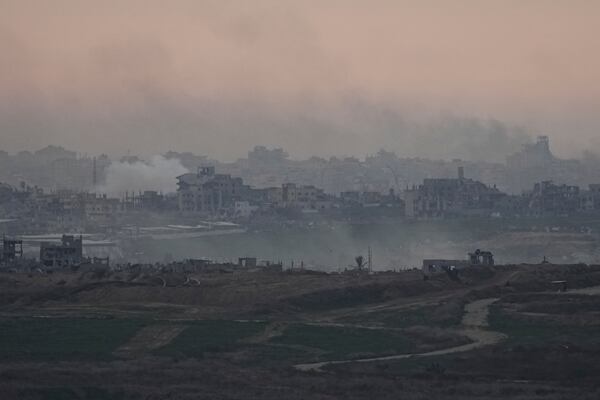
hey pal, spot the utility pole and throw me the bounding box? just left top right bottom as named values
left=368, top=246, right=372, bottom=272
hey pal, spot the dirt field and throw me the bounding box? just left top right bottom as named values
left=1, top=263, right=600, bottom=399
left=295, top=297, right=506, bottom=371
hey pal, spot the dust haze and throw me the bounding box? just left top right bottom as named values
left=1, top=1, right=600, bottom=159
left=3, top=3, right=600, bottom=398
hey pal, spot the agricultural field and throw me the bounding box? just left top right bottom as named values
left=0, top=317, right=145, bottom=361
left=1, top=263, right=600, bottom=399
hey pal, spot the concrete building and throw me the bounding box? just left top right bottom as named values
left=581, top=184, right=600, bottom=212
left=177, top=166, right=246, bottom=214
left=506, top=136, right=586, bottom=193
left=281, top=183, right=330, bottom=210
left=468, top=249, right=494, bottom=266
left=84, top=194, right=120, bottom=223
left=404, top=167, right=504, bottom=218
left=40, top=235, right=83, bottom=268
left=526, top=181, right=581, bottom=216
left=250, top=183, right=331, bottom=211
left=507, top=136, right=554, bottom=171
left=234, top=201, right=259, bottom=218
left=1, top=237, right=23, bottom=265
left=422, top=249, right=494, bottom=277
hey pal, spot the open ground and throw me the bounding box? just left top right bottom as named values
left=1, top=263, right=600, bottom=399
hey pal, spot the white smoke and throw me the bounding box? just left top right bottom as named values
left=98, top=155, right=188, bottom=196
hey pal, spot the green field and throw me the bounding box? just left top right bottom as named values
left=344, top=305, right=600, bottom=382
left=0, top=317, right=145, bottom=361
left=339, top=301, right=465, bottom=328
left=18, top=387, right=133, bottom=400
left=158, top=320, right=452, bottom=363
left=157, top=320, right=267, bottom=358
left=0, top=317, right=447, bottom=364
left=271, top=324, right=418, bottom=361
left=488, top=304, right=600, bottom=347
left=235, top=344, right=313, bottom=367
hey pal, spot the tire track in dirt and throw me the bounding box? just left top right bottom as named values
left=115, top=324, right=186, bottom=358
left=295, top=297, right=506, bottom=371
left=312, top=269, right=519, bottom=323
left=567, top=285, right=600, bottom=295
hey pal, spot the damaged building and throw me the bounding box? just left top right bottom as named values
left=1, top=236, right=23, bottom=266
left=526, top=181, right=581, bottom=216
left=177, top=166, right=248, bottom=214
left=39, top=235, right=83, bottom=268
left=404, top=167, right=505, bottom=218
left=506, top=136, right=585, bottom=192
left=422, top=249, right=494, bottom=277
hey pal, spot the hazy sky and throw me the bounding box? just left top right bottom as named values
left=1, top=1, right=599, bottom=160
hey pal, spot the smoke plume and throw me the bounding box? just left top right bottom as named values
left=98, top=155, right=187, bottom=196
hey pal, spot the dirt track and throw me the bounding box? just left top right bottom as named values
left=295, top=297, right=506, bottom=371
left=568, top=285, right=600, bottom=295
left=115, top=324, right=186, bottom=357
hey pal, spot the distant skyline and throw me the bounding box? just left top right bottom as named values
left=1, top=1, right=599, bottom=160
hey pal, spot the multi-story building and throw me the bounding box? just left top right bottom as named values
left=526, top=181, right=581, bottom=216
left=177, top=166, right=246, bottom=213
left=404, top=167, right=504, bottom=218
left=506, top=136, right=587, bottom=193
left=234, top=201, right=259, bottom=218
left=84, top=194, right=121, bottom=224
left=581, top=184, right=600, bottom=212
left=281, top=183, right=331, bottom=210
left=39, top=235, right=83, bottom=268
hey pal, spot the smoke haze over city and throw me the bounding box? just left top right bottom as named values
left=1, top=1, right=599, bottom=160
left=4, top=3, right=600, bottom=399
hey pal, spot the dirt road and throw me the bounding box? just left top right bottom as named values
left=115, top=324, right=186, bottom=358
left=295, top=297, right=506, bottom=371
left=312, top=269, right=520, bottom=323
left=568, top=285, right=600, bottom=295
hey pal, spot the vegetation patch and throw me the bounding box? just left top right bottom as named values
left=18, top=387, right=133, bottom=400
left=340, top=301, right=465, bottom=328
left=271, top=324, right=417, bottom=361
left=489, top=304, right=600, bottom=347
left=157, top=320, right=267, bottom=358
left=234, top=344, right=313, bottom=367
left=0, top=317, right=145, bottom=361
left=285, top=285, right=389, bottom=311
left=522, top=297, right=600, bottom=315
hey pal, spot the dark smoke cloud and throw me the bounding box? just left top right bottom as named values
left=1, top=1, right=598, bottom=159
left=0, top=82, right=531, bottom=162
